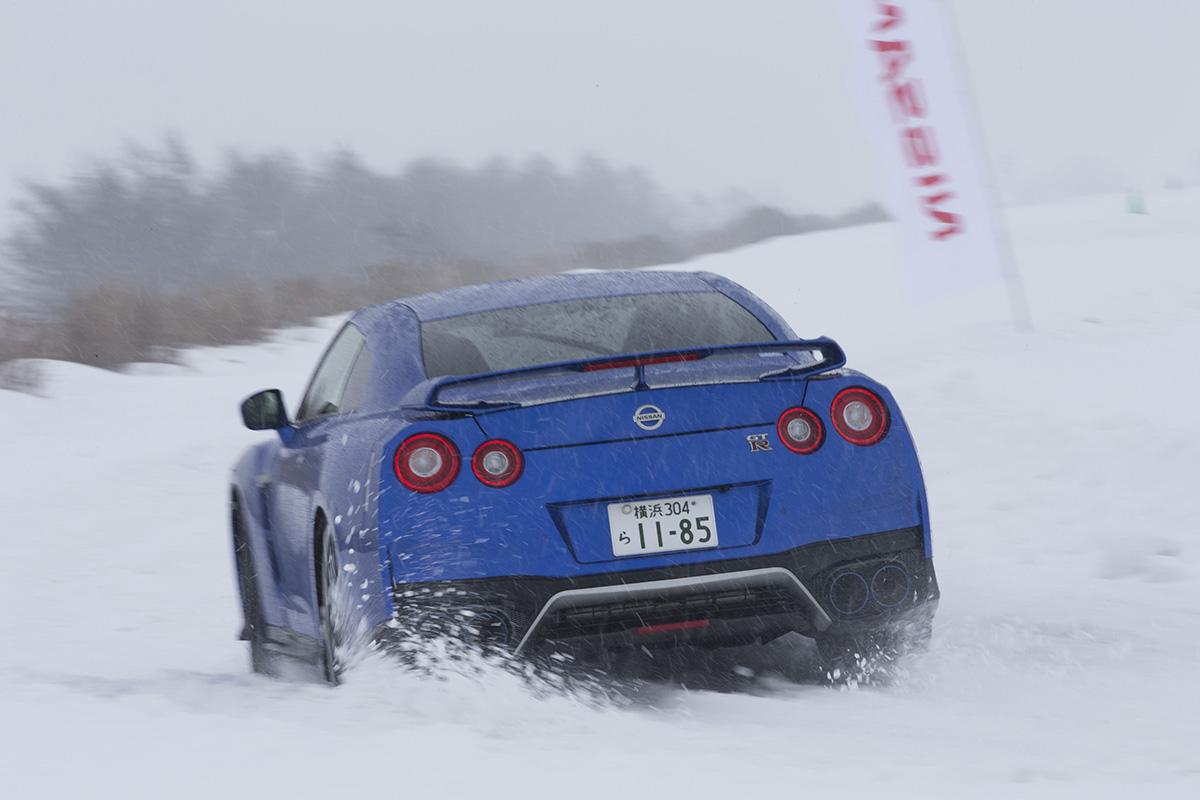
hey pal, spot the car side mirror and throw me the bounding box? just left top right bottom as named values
left=241, top=389, right=289, bottom=431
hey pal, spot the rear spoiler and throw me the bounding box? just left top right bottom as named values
left=407, top=338, right=847, bottom=412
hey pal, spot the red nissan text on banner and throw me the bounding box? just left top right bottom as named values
left=836, top=0, right=1006, bottom=299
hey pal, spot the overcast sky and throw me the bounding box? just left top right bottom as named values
left=2, top=0, right=1199, bottom=229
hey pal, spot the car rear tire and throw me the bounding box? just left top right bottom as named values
left=815, top=618, right=932, bottom=684
left=232, top=496, right=272, bottom=675
left=316, top=517, right=344, bottom=686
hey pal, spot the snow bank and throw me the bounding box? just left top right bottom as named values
left=2, top=191, right=1198, bottom=798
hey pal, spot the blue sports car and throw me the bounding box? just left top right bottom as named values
left=230, top=270, right=939, bottom=683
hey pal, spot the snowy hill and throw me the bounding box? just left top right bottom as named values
left=2, top=190, right=1199, bottom=798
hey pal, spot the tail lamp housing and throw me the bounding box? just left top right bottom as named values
left=831, top=387, right=889, bottom=446
left=777, top=407, right=824, bottom=454
left=394, top=432, right=460, bottom=493
left=472, top=439, right=524, bottom=488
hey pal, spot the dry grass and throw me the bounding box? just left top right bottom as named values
left=0, top=259, right=513, bottom=390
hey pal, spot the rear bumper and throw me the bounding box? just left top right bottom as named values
left=385, top=526, right=938, bottom=653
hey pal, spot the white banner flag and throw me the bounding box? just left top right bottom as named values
left=836, top=0, right=1007, bottom=299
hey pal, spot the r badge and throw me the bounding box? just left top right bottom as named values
left=747, top=433, right=772, bottom=453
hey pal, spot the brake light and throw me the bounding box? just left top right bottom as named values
left=777, top=407, right=824, bottom=454
left=580, top=352, right=702, bottom=371
left=394, top=432, right=460, bottom=493
left=471, top=439, right=524, bottom=488
left=831, top=387, right=889, bottom=446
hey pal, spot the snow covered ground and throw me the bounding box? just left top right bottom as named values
left=2, top=190, right=1198, bottom=798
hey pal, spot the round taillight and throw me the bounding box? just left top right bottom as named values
left=831, top=387, right=889, bottom=446
left=472, top=439, right=524, bottom=488
left=776, top=407, right=824, bottom=454
left=394, top=433, right=460, bottom=493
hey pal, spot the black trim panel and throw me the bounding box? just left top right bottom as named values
left=386, top=526, right=936, bottom=650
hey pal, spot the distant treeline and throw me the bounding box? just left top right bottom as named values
left=0, top=138, right=884, bottom=383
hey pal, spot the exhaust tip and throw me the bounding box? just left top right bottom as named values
left=828, top=570, right=870, bottom=616
left=870, top=563, right=911, bottom=608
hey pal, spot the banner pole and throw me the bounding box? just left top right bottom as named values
left=937, top=0, right=1034, bottom=332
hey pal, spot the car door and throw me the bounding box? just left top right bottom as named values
left=268, top=323, right=367, bottom=630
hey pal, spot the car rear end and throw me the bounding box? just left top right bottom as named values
left=374, top=347, right=937, bottom=656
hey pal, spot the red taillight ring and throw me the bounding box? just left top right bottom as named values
left=776, top=407, right=825, bottom=454
left=394, top=432, right=460, bottom=493
left=472, top=439, right=524, bottom=488
left=831, top=387, right=889, bottom=446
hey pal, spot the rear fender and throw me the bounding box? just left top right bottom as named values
left=378, top=415, right=493, bottom=582
left=803, top=371, right=932, bottom=558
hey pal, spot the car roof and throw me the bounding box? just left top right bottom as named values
left=380, top=270, right=717, bottom=323
left=345, top=269, right=795, bottom=403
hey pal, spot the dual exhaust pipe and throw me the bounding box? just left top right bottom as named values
left=826, top=561, right=912, bottom=617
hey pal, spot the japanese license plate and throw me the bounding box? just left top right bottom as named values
left=607, top=494, right=718, bottom=557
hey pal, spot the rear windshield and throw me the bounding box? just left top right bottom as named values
left=421, top=291, right=774, bottom=378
